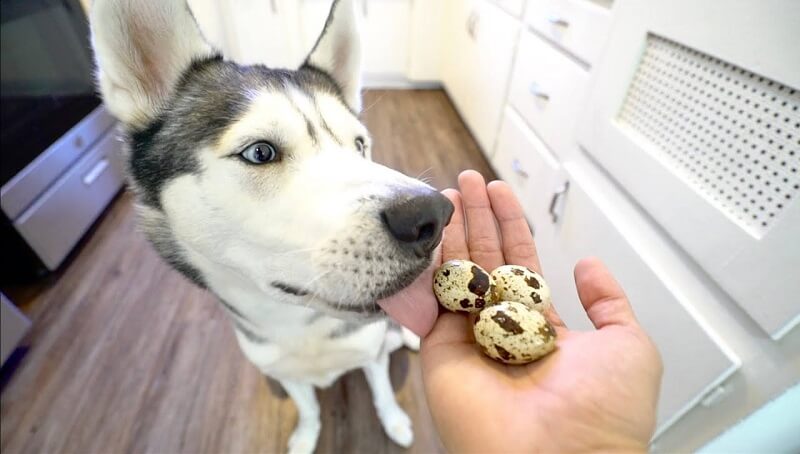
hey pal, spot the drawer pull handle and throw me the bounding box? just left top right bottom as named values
left=529, top=83, right=550, bottom=101
left=466, top=11, right=479, bottom=40
left=548, top=181, right=570, bottom=223
left=82, top=159, right=110, bottom=186
left=512, top=159, right=529, bottom=179
left=546, top=15, right=569, bottom=27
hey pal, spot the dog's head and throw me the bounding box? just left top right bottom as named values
left=90, top=0, right=453, bottom=317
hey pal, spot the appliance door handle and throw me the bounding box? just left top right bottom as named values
left=548, top=181, right=570, bottom=223
left=82, top=159, right=110, bottom=186
left=270, top=0, right=278, bottom=14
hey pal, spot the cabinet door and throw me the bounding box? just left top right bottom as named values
left=534, top=163, right=739, bottom=436
left=493, top=108, right=572, bottom=299
left=299, top=0, right=410, bottom=78
left=361, top=0, right=410, bottom=76
left=190, top=0, right=299, bottom=68
left=492, top=107, right=562, bottom=236
left=441, top=0, right=519, bottom=153
left=577, top=0, right=800, bottom=338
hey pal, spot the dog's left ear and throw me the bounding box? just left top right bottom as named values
left=302, top=0, right=363, bottom=112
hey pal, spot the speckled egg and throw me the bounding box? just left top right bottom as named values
left=491, top=265, right=551, bottom=313
left=433, top=260, right=497, bottom=313
left=473, top=301, right=557, bottom=364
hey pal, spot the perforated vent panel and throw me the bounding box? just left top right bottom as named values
left=618, top=35, right=800, bottom=236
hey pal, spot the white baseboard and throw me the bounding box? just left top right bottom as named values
left=362, top=74, right=443, bottom=90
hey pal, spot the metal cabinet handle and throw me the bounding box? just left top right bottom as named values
left=83, top=159, right=110, bottom=186
left=466, top=11, right=479, bottom=40
left=512, top=159, right=529, bottom=179
left=548, top=181, right=570, bottom=223
left=270, top=0, right=278, bottom=14
left=546, top=14, right=569, bottom=27
left=529, top=82, right=550, bottom=101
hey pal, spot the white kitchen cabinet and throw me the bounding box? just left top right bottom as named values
left=545, top=162, right=739, bottom=436
left=299, top=0, right=411, bottom=80
left=492, top=107, right=562, bottom=237
left=407, top=0, right=446, bottom=82
left=507, top=30, right=591, bottom=160
left=494, top=109, right=739, bottom=435
left=577, top=0, right=800, bottom=339
left=489, top=0, right=525, bottom=18
left=441, top=0, right=520, bottom=153
left=525, top=0, right=613, bottom=66
left=190, top=0, right=300, bottom=68
left=191, top=0, right=413, bottom=78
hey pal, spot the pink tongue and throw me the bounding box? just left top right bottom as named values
left=377, top=246, right=441, bottom=338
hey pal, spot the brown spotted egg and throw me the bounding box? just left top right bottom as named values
left=491, top=265, right=551, bottom=313
left=473, top=301, right=557, bottom=364
left=433, top=260, right=497, bottom=313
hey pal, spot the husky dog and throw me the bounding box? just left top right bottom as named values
left=89, top=0, right=453, bottom=452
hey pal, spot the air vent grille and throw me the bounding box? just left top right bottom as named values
left=618, top=35, right=799, bottom=236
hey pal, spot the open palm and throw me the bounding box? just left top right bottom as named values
left=420, top=171, right=663, bottom=453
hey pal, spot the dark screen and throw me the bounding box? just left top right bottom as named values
left=1, top=0, right=100, bottom=186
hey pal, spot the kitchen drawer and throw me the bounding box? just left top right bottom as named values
left=525, top=0, right=612, bottom=65
left=508, top=30, right=590, bottom=158
left=15, top=130, right=125, bottom=270
left=533, top=162, right=739, bottom=436
left=1, top=106, right=116, bottom=220
left=492, top=107, right=561, bottom=227
left=489, top=0, right=525, bottom=17
left=442, top=0, right=520, bottom=153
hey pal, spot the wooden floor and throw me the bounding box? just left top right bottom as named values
left=0, top=90, right=496, bottom=454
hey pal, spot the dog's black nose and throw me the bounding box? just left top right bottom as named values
left=381, top=189, right=455, bottom=258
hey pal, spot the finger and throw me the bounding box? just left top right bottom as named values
left=487, top=180, right=567, bottom=329
left=573, top=257, right=638, bottom=330
left=441, top=189, right=468, bottom=262
left=458, top=170, right=504, bottom=271
left=486, top=180, right=541, bottom=272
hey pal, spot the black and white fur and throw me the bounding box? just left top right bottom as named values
left=89, top=1, right=453, bottom=453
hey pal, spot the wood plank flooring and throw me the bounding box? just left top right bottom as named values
left=0, top=89, right=496, bottom=454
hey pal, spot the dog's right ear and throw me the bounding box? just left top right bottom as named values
left=303, top=0, right=363, bottom=112
left=90, top=0, right=215, bottom=129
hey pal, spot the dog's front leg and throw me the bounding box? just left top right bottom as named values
left=363, top=352, right=414, bottom=447
left=279, top=380, right=320, bottom=454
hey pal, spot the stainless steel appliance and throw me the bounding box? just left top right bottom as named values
left=1, top=0, right=125, bottom=282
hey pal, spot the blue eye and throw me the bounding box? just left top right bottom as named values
left=240, top=142, right=278, bottom=164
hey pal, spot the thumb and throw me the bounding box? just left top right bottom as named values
left=573, top=257, right=638, bottom=330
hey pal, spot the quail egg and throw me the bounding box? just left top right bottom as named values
left=473, top=301, right=557, bottom=364
left=491, top=265, right=551, bottom=313
left=433, top=259, right=497, bottom=313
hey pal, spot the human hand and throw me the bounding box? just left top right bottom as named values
left=421, top=170, right=663, bottom=453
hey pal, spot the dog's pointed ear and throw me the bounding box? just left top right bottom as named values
left=303, top=0, right=363, bottom=112
left=90, top=0, right=215, bottom=128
